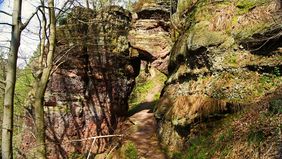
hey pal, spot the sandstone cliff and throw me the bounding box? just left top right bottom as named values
left=155, top=0, right=282, bottom=157
left=22, top=6, right=140, bottom=158
left=129, top=0, right=173, bottom=74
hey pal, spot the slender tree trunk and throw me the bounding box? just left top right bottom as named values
left=33, top=0, right=56, bottom=158
left=92, top=0, right=96, bottom=10
left=1, top=0, right=22, bottom=158
left=86, top=0, right=90, bottom=9
left=33, top=82, right=47, bottom=158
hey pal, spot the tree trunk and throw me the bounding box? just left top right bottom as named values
left=86, top=0, right=90, bottom=9
left=33, top=0, right=56, bottom=158
left=1, top=0, right=22, bottom=158
left=33, top=82, right=47, bottom=158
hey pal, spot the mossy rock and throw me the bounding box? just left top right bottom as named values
left=189, top=21, right=228, bottom=50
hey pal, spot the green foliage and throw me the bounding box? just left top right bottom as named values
left=58, top=15, right=68, bottom=26
left=269, top=99, right=282, bottom=114
left=69, top=152, right=84, bottom=159
left=129, top=75, right=155, bottom=106
left=234, top=22, right=271, bottom=40
left=15, top=67, right=34, bottom=115
left=175, top=127, right=233, bottom=159
left=128, top=67, right=167, bottom=110
left=247, top=130, right=265, bottom=145
left=121, top=141, right=138, bottom=159
left=273, top=67, right=281, bottom=76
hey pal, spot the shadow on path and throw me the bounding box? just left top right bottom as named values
left=125, top=101, right=167, bottom=159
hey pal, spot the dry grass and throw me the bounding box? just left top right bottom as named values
left=166, top=95, right=227, bottom=124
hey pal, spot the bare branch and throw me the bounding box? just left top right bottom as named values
left=0, top=23, right=13, bottom=26
left=69, top=134, right=123, bottom=142
left=56, top=0, right=74, bottom=18
left=86, top=138, right=96, bottom=159
left=21, top=7, right=40, bottom=30
left=0, top=80, right=5, bottom=85
left=106, top=143, right=119, bottom=158
left=0, top=46, right=10, bottom=50
left=250, top=32, right=282, bottom=52
left=51, top=45, right=77, bottom=75
left=0, top=10, right=12, bottom=16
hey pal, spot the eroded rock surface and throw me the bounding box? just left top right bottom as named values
left=155, top=0, right=282, bottom=155
left=128, top=0, right=173, bottom=74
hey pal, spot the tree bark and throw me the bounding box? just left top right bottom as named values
left=1, top=0, right=22, bottom=158
left=33, top=0, right=56, bottom=158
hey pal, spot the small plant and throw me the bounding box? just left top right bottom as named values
left=124, top=142, right=138, bottom=159
left=269, top=99, right=282, bottom=114
left=259, top=75, right=271, bottom=85
left=247, top=129, right=265, bottom=145
left=273, top=67, right=281, bottom=76
left=69, top=152, right=84, bottom=159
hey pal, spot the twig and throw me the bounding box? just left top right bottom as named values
left=106, top=143, right=119, bottom=159
left=69, top=134, right=123, bottom=142
left=250, top=32, right=282, bottom=52
left=0, top=80, right=5, bottom=85
left=51, top=45, right=77, bottom=75
left=0, top=22, right=12, bottom=26
left=53, top=45, right=76, bottom=65
left=86, top=138, right=96, bottom=159
left=0, top=46, right=10, bottom=50
left=0, top=10, right=12, bottom=16
left=264, top=142, right=274, bottom=157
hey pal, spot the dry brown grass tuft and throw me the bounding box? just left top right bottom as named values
left=167, top=95, right=227, bottom=124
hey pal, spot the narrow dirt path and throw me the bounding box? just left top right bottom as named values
left=125, top=71, right=167, bottom=159
left=127, top=108, right=166, bottom=159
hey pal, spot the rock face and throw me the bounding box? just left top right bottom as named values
left=128, top=0, right=173, bottom=74
left=22, top=6, right=140, bottom=158
left=155, top=0, right=282, bottom=154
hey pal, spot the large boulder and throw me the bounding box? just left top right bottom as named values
left=155, top=0, right=282, bottom=155
left=21, top=6, right=140, bottom=158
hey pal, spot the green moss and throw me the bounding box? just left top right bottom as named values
left=236, top=0, right=269, bottom=15
left=228, top=53, right=238, bottom=66
left=177, top=0, right=195, bottom=15
left=129, top=68, right=167, bottom=111
left=233, top=22, right=272, bottom=40
left=190, top=21, right=228, bottom=49
left=129, top=76, right=155, bottom=107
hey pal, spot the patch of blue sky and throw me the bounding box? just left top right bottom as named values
left=0, top=0, right=3, bottom=9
